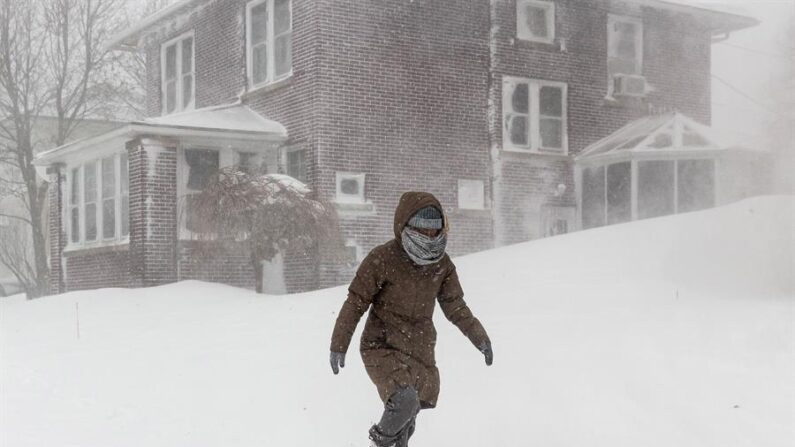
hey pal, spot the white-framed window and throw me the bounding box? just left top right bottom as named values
left=516, top=0, right=555, bottom=44
left=181, top=148, right=221, bottom=233
left=161, top=31, right=195, bottom=115
left=607, top=15, right=643, bottom=77
left=66, top=153, right=129, bottom=247
left=247, top=0, right=292, bottom=89
left=335, top=172, right=366, bottom=204
left=503, top=77, right=568, bottom=153
left=458, top=179, right=485, bottom=210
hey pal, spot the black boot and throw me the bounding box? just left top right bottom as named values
left=368, top=387, right=420, bottom=447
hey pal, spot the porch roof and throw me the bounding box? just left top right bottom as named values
left=574, top=112, right=749, bottom=165
left=34, top=105, right=287, bottom=166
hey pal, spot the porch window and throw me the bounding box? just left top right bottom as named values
left=581, top=165, right=605, bottom=230
left=161, top=32, right=195, bottom=115
left=247, top=0, right=292, bottom=88
left=606, top=162, right=631, bottom=225
left=677, top=159, right=715, bottom=213
left=183, top=149, right=220, bottom=232
left=503, top=77, right=567, bottom=153
left=66, top=153, right=130, bottom=248
left=638, top=160, right=675, bottom=219
left=286, top=149, right=305, bottom=182
left=516, top=0, right=555, bottom=44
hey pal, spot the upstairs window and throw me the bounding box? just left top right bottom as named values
left=607, top=15, right=642, bottom=77
left=516, top=0, right=555, bottom=44
left=503, top=77, right=568, bottom=153
left=161, top=32, right=195, bottom=115
left=247, top=0, right=292, bottom=88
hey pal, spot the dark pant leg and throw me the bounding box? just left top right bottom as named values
left=369, top=386, right=420, bottom=447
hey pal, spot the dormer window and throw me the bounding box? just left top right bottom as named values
left=516, top=0, right=555, bottom=44
left=161, top=32, right=195, bottom=115
left=247, top=0, right=292, bottom=89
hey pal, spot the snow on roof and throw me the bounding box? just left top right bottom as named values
left=106, top=0, right=209, bottom=50
left=576, top=112, right=751, bottom=162
left=630, top=0, right=759, bottom=32
left=135, top=104, right=287, bottom=137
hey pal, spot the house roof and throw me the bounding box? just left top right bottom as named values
left=34, top=105, right=288, bottom=165
left=108, top=0, right=758, bottom=50
left=575, top=112, right=752, bottom=163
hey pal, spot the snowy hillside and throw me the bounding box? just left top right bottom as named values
left=1, top=196, right=793, bottom=447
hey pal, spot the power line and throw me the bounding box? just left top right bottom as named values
left=710, top=73, right=781, bottom=116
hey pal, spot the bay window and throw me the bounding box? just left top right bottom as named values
left=66, top=153, right=129, bottom=247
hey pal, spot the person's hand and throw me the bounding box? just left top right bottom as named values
left=478, top=342, right=493, bottom=366
left=330, top=351, right=346, bottom=374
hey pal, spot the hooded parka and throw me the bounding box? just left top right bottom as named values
left=330, top=191, right=490, bottom=409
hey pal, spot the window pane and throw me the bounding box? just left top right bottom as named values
left=182, top=74, right=193, bottom=108
left=274, top=34, right=291, bottom=77
left=638, top=160, right=674, bottom=219
left=539, top=118, right=562, bottom=149
left=185, top=149, right=220, bottom=190
left=525, top=5, right=548, bottom=38
left=340, top=178, right=360, bottom=195
left=274, top=0, right=290, bottom=35
left=181, top=38, right=193, bottom=74
left=253, top=44, right=268, bottom=84
left=251, top=2, right=268, bottom=44
left=102, top=157, right=115, bottom=199
left=165, top=44, right=177, bottom=79
left=185, top=194, right=202, bottom=233
left=84, top=162, right=96, bottom=202
left=616, top=22, right=637, bottom=60
left=511, top=83, right=529, bottom=113
left=606, top=162, right=631, bottom=225
left=166, top=80, right=176, bottom=113
left=71, top=208, right=80, bottom=243
left=677, top=159, right=715, bottom=213
left=540, top=86, right=562, bottom=116
left=582, top=166, right=605, bottom=230
left=70, top=168, right=79, bottom=204
left=121, top=195, right=129, bottom=237
left=103, top=199, right=115, bottom=238
left=85, top=203, right=97, bottom=241
left=287, top=150, right=305, bottom=181
left=120, top=153, right=129, bottom=194
left=510, top=116, right=528, bottom=146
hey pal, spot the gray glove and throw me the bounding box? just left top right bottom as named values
left=330, top=351, right=346, bottom=375
left=478, top=341, right=493, bottom=366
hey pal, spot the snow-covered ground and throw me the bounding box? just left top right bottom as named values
left=1, top=196, right=793, bottom=447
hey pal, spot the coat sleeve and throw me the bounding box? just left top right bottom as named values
left=330, top=250, right=384, bottom=353
left=437, top=264, right=490, bottom=348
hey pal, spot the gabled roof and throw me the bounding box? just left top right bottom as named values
left=575, top=112, right=741, bottom=162
left=34, top=105, right=287, bottom=165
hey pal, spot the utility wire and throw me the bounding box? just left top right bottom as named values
left=710, top=73, right=782, bottom=116
left=716, top=41, right=790, bottom=58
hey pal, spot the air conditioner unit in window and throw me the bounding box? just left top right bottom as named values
left=613, top=74, right=647, bottom=97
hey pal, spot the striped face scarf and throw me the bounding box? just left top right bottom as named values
left=401, top=227, right=447, bottom=266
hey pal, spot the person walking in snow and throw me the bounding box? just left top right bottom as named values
left=330, top=191, right=493, bottom=447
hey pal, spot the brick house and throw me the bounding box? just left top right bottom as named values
left=34, top=0, right=758, bottom=294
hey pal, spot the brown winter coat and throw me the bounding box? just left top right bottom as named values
left=330, top=191, right=490, bottom=409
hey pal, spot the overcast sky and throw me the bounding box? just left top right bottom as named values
left=700, top=0, right=794, bottom=147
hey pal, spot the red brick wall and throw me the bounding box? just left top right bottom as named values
left=63, top=249, right=132, bottom=291
left=47, top=166, right=65, bottom=294
left=128, top=138, right=178, bottom=287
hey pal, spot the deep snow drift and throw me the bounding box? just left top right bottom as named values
left=1, top=196, right=793, bottom=447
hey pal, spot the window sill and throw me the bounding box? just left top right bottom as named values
left=243, top=75, right=294, bottom=99
left=335, top=201, right=376, bottom=216
left=513, top=37, right=565, bottom=52
left=63, top=240, right=130, bottom=257
left=502, top=147, right=570, bottom=159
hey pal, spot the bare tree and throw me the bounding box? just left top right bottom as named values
left=190, top=168, right=343, bottom=293
left=0, top=0, right=134, bottom=298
